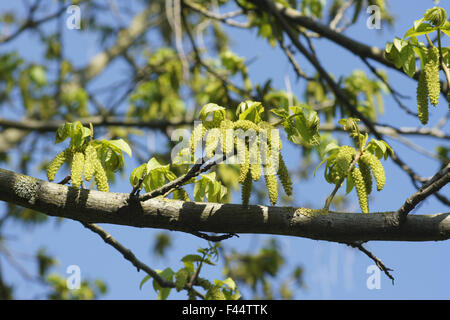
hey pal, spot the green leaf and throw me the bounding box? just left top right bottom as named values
left=404, top=22, right=437, bottom=38
left=284, top=105, right=320, bottom=147
left=270, top=107, right=289, bottom=119
left=29, top=65, right=46, bottom=87
left=152, top=268, right=174, bottom=300
left=424, top=7, right=447, bottom=27
left=236, top=101, right=264, bottom=123
left=338, top=117, right=360, bottom=132
left=441, top=21, right=450, bottom=37
left=393, top=37, right=407, bottom=52
left=385, top=42, right=403, bottom=69
left=346, top=171, right=354, bottom=194
left=181, top=254, right=204, bottom=264
left=146, top=157, right=168, bottom=173
left=139, top=275, right=151, bottom=290
left=199, top=103, right=226, bottom=124
left=400, top=44, right=416, bottom=77
left=108, top=139, right=132, bottom=158
left=321, top=140, right=340, bottom=158
left=130, top=163, right=147, bottom=186
left=175, top=268, right=190, bottom=292
left=55, top=124, right=70, bottom=144
left=205, top=286, right=226, bottom=300
left=215, top=277, right=237, bottom=291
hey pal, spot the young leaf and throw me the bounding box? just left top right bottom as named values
left=236, top=100, right=264, bottom=123
left=403, top=22, right=436, bottom=38
left=108, top=139, right=132, bottom=158
left=139, top=275, right=151, bottom=290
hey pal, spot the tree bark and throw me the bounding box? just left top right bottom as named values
left=1, top=168, right=449, bottom=242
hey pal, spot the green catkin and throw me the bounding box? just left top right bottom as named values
left=83, top=144, right=97, bottom=181
left=237, top=138, right=249, bottom=183
left=249, top=135, right=261, bottom=181
left=351, top=167, right=369, bottom=213
left=71, top=151, right=85, bottom=188
left=417, top=71, right=429, bottom=124
left=424, top=47, right=440, bottom=107
left=47, top=148, right=70, bottom=181
left=365, top=153, right=385, bottom=191
left=335, top=146, right=356, bottom=181
left=277, top=154, right=293, bottom=196
left=358, top=155, right=373, bottom=195
left=205, top=128, right=220, bottom=158
left=93, top=159, right=109, bottom=192
left=241, top=170, right=253, bottom=206
left=233, top=119, right=260, bottom=131
left=190, top=123, right=205, bottom=156
left=220, top=119, right=234, bottom=156
left=269, top=126, right=281, bottom=170
left=264, top=170, right=278, bottom=205
left=326, top=166, right=341, bottom=184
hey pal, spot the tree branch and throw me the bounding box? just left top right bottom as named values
left=266, top=1, right=449, bottom=96
left=1, top=168, right=450, bottom=243
left=395, top=164, right=450, bottom=225
left=81, top=221, right=205, bottom=299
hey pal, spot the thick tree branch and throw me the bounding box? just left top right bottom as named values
left=1, top=168, right=450, bottom=243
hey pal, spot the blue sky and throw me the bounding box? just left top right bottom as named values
left=0, top=0, right=449, bottom=300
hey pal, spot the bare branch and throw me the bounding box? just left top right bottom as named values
left=81, top=221, right=206, bottom=299
left=395, top=164, right=450, bottom=225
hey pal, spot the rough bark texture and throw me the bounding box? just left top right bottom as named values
left=1, top=168, right=449, bottom=242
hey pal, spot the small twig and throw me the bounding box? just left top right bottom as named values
left=329, top=0, right=355, bottom=31
left=395, top=164, right=450, bottom=225
left=345, top=241, right=395, bottom=284
left=139, top=155, right=222, bottom=202
left=181, top=9, right=256, bottom=100
left=57, top=175, right=71, bottom=185
left=130, top=176, right=145, bottom=197
left=182, top=0, right=249, bottom=28
left=81, top=222, right=206, bottom=299
left=277, top=38, right=313, bottom=81
left=361, top=58, right=417, bottom=117
left=188, top=230, right=239, bottom=242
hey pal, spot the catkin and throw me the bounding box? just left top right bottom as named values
left=190, top=123, right=205, bottom=156
left=220, top=119, right=234, bottom=156
left=358, top=155, right=373, bottom=195
left=233, top=119, right=259, bottom=131
left=417, top=71, right=429, bottom=124
left=249, top=135, right=261, bottom=181
left=237, top=137, right=249, bottom=183
left=277, top=154, right=292, bottom=196
left=351, top=167, right=369, bottom=213
left=83, top=144, right=97, bottom=181
left=47, top=148, right=70, bottom=181
left=264, top=171, right=278, bottom=205
left=241, top=170, right=253, bottom=206
left=93, top=158, right=109, bottom=192
left=335, top=146, right=356, bottom=179
left=71, top=151, right=85, bottom=188
left=205, top=128, right=220, bottom=158
left=368, top=153, right=385, bottom=191
left=424, top=47, right=440, bottom=107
